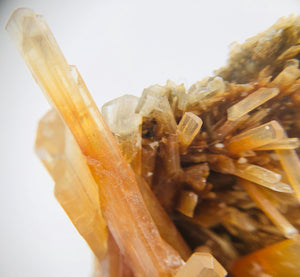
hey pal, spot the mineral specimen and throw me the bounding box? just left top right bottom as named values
left=6, top=8, right=184, bottom=277
left=7, top=7, right=300, bottom=277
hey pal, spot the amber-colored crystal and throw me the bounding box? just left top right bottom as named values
left=239, top=179, right=298, bottom=238
left=7, top=8, right=183, bottom=276
left=101, top=96, right=191, bottom=260
left=227, top=87, right=279, bottom=121
left=254, top=138, right=300, bottom=150
left=232, top=236, right=300, bottom=277
left=226, top=120, right=285, bottom=154
left=96, top=232, right=134, bottom=277
left=177, top=112, right=203, bottom=150
left=276, top=147, right=300, bottom=202
left=35, top=110, right=108, bottom=260
left=176, top=190, right=198, bottom=217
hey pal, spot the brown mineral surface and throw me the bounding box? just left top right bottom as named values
left=7, top=7, right=300, bottom=277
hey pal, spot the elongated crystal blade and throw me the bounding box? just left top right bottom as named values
left=137, top=177, right=192, bottom=260
left=241, top=108, right=270, bottom=130
left=241, top=164, right=282, bottom=183
left=213, top=158, right=294, bottom=193
left=234, top=163, right=293, bottom=193
left=227, top=87, right=279, bottom=121
left=35, top=110, right=108, bottom=260
left=255, top=138, right=300, bottom=150
left=226, top=120, right=285, bottom=154
left=239, top=179, right=298, bottom=238
left=96, top=232, right=134, bottom=277
left=102, top=95, right=191, bottom=260
left=276, top=148, right=300, bottom=202
left=7, top=8, right=183, bottom=276
left=271, top=59, right=300, bottom=90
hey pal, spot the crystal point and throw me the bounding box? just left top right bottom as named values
left=175, top=252, right=227, bottom=277
left=8, top=8, right=183, bottom=276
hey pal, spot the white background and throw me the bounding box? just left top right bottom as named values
left=0, top=0, right=299, bottom=276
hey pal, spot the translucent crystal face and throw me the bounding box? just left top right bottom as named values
left=35, top=110, right=108, bottom=261
left=101, top=95, right=141, bottom=136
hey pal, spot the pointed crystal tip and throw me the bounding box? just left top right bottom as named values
left=175, top=252, right=227, bottom=277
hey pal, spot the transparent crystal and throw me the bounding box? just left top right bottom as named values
left=239, top=179, right=298, bottom=238
left=255, top=138, right=300, bottom=150
left=276, top=147, right=300, bottom=202
left=226, top=120, right=285, bottom=154
left=234, top=163, right=293, bottom=193
left=102, top=95, right=141, bottom=136
left=177, top=112, right=203, bottom=150
left=102, top=95, right=142, bottom=174
left=227, top=87, right=279, bottom=121
left=138, top=94, right=177, bottom=135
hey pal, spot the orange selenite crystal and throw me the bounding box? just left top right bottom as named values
left=7, top=6, right=300, bottom=277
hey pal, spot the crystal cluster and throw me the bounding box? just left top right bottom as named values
left=7, top=7, right=300, bottom=277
